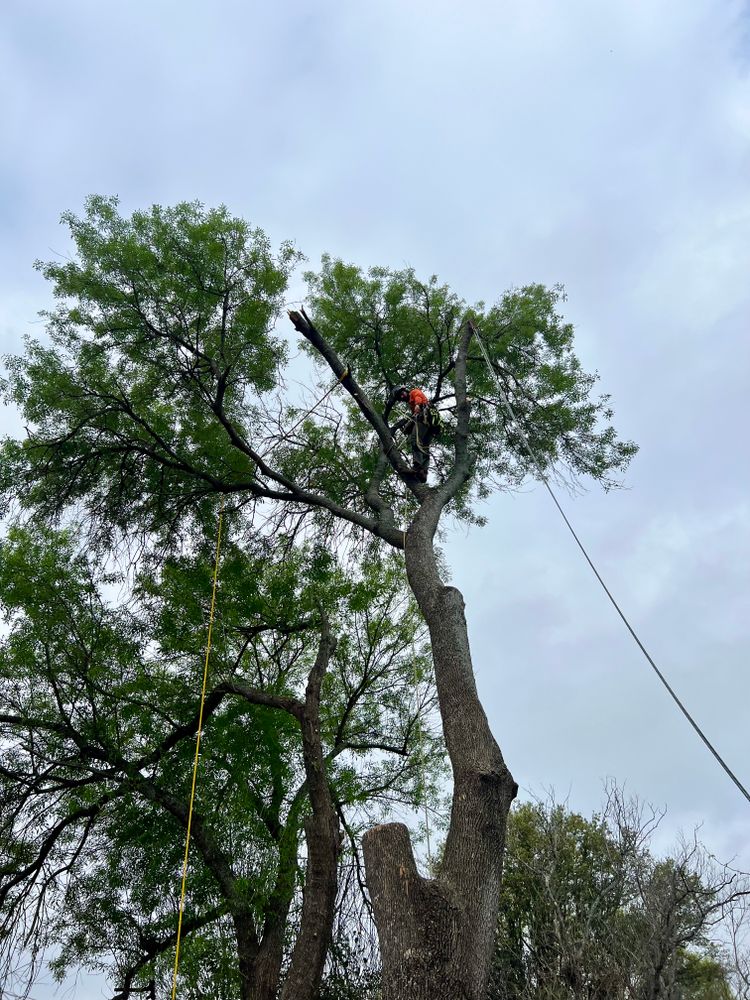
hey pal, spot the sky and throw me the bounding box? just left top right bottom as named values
left=1, top=0, right=749, bottom=996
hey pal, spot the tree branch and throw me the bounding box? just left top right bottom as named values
left=287, top=309, right=420, bottom=489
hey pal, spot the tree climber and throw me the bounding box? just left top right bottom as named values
left=391, top=386, right=441, bottom=482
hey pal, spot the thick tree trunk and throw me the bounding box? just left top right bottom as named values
left=363, top=506, right=517, bottom=999
left=293, top=308, right=517, bottom=996
left=233, top=910, right=294, bottom=1000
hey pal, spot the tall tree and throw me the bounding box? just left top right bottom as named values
left=1, top=196, right=636, bottom=999
left=0, top=526, right=441, bottom=999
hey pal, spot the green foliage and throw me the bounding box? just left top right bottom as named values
left=489, top=797, right=738, bottom=1000
left=304, top=259, right=637, bottom=504
left=0, top=523, right=442, bottom=995
left=1, top=197, right=636, bottom=556
left=1, top=196, right=299, bottom=547
left=0, top=197, right=640, bottom=996
left=677, top=949, right=734, bottom=1000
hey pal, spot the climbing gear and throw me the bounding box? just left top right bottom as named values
left=423, top=404, right=443, bottom=436
left=171, top=500, right=225, bottom=1000
left=409, top=416, right=432, bottom=481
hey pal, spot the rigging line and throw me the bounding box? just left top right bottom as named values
left=471, top=323, right=750, bottom=806
left=171, top=499, right=225, bottom=1000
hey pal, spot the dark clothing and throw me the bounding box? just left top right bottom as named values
left=409, top=410, right=436, bottom=478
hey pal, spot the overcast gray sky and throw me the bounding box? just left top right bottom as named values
left=2, top=1, right=749, bottom=996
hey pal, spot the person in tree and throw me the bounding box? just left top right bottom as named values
left=392, top=385, right=440, bottom=482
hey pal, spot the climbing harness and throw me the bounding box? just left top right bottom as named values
left=423, top=404, right=443, bottom=435
left=171, top=499, right=225, bottom=1000
left=471, top=323, right=750, bottom=806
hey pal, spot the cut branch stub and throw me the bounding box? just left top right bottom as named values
left=362, top=822, right=478, bottom=1000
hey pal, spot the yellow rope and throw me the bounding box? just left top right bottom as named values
left=170, top=499, right=225, bottom=1000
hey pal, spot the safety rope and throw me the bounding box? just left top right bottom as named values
left=170, top=499, right=225, bottom=1000
left=471, top=323, right=750, bottom=806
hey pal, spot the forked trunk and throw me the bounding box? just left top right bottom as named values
left=363, top=510, right=517, bottom=999
left=251, top=907, right=293, bottom=1000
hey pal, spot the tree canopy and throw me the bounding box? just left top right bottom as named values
left=0, top=195, right=635, bottom=553
left=0, top=196, right=638, bottom=1000
left=491, top=790, right=743, bottom=1000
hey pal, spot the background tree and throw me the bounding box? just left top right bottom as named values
left=0, top=524, right=442, bottom=1000
left=726, top=894, right=750, bottom=1000
left=1, top=196, right=636, bottom=999
left=489, top=786, right=745, bottom=1000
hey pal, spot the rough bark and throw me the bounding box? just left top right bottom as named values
left=233, top=910, right=292, bottom=1000
left=233, top=914, right=261, bottom=1000
left=363, top=528, right=517, bottom=999
left=250, top=905, right=292, bottom=1000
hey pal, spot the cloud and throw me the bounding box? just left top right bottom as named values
left=1, top=3, right=749, bottom=989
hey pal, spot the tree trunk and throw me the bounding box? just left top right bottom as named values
left=233, top=904, right=295, bottom=1000
left=280, top=626, right=342, bottom=1000
left=224, top=628, right=341, bottom=1000
left=363, top=505, right=517, bottom=1000
left=233, top=914, right=261, bottom=1000
left=252, top=910, right=290, bottom=1000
